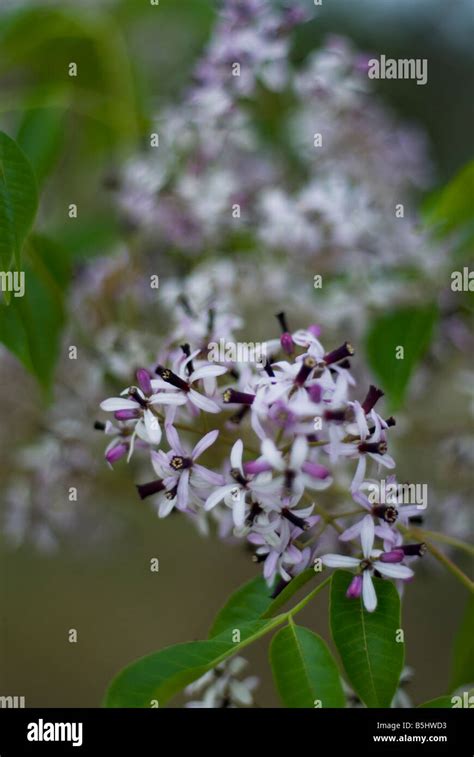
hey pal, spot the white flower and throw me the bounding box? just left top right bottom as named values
left=321, top=515, right=414, bottom=612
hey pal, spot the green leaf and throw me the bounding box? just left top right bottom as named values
left=17, top=107, right=66, bottom=186
left=419, top=689, right=474, bottom=708
left=209, top=576, right=274, bottom=637
left=105, top=615, right=285, bottom=708
left=330, top=570, right=404, bottom=708
left=0, top=233, right=70, bottom=393
left=0, top=130, right=38, bottom=272
left=270, top=623, right=345, bottom=708
left=0, top=8, right=141, bottom=147
left=425, top=161, right=474, bottom=236
left=450, top=597, right=474, bottom=692
left=365, top=305, right=438, bottom=410
left=418, top=696, right=453, bottom=708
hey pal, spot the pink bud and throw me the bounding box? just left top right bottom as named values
left=114, top=409, right=140, bottom=421
left=136, top=368, right=152, bottom=396
left=302, top=461, right=330, bottom=480
left=106, top=443, right=128, bottom=464
left=380, top=549, right=405, bottom=563
left=346, top=575, right=363, bottom=599
left=280, top=332, right=294, bottom=355
left=307, top=324, right=321, bottom=338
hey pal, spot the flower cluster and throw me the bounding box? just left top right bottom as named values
left=97, top=302, right=427, bottom=612
left=117, top=0, right=436, bottom=280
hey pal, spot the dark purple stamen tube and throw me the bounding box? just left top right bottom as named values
left=362, top=385, right=384, bottom=414
left=401, top=543, right=427, bottom=557
left=282, top=508, right=309, bottom=530
left=275, top=311, right=290, bottom=334
left=358, top=441, right=388, bottom=455
left=295, top=356, right=316, bottom=386
left=155, top=365, right=189, bottom=392
left=323, top=342, right=355, bottom=365
left=128, top=387, right=148, bottom=408
left=223, top=388, right=255, bottom=405
left=136, top=479, right=166, bottom=500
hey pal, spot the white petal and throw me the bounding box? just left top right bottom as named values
left=144, top=409, right=162, bottom=445
left=339, top=520, right=364, bottom=542
left=290, top=435, right=308, bottom=470
left=362, top=571, right=377, bottom=612
left=360, top=515, right=375, bottom=559
left=176, top=469, right=190, bottom=509
left=150, top=450, right=169, bottom=478
left=261, top=438, right=285, bottom=471
left=232, top=489, right=247, bottom=528
left=351, top=456, right=367, bottom=491
left=192, top=429, right=219, bottom=460
left=100, top=397, right=138, bottom=412
left=321, top=554, right=360, bottom=569
left=159, top=497, right=175, bottom=518
left=191, top=364, right=227, bottom=381
left=165, top=424, right=184, bottom=454
left=230, top=439, right=244, bottom=473
left=149, top=392, right=187, bottom=405
left=354, top=401, right=369, bottom=440
left=188, top=388, right=220, bottom=413
left=373, top=562, right=414, bottom=580
left=204, top=484, right=236, bottom=511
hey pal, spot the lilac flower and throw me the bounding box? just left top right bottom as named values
left=155, top=352, right=227, bottom=416
left=100, top=368, right=186, bottom=454
left=204, top=439, right=280, bottom=528
left=248, top=513, right=316, bottom=586
left=261, top=435, right=331, bottom=494
left=137, top=425, right=223, bottom=518
left=321, top=516, right=414, bottom=612
left=340, top=480, right=422, bottom=543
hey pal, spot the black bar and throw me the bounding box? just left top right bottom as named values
left=0, top=707, right=471, bottom=755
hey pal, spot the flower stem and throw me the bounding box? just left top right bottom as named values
left=288, top=575, right=332, bottom=617
left=400, top=524, right=474, bottom=593
left=415, top=528, right=474, bottom=557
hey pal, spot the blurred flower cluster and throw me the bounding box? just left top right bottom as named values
left=118, top=0, right=437, bottom=279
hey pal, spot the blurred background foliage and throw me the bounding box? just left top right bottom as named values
left=0, top=0, right=472, bottom=707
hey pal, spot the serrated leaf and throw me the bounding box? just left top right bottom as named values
left=270, top=623, right=345, bottom=708
left=105, top=615, right=285, bottom=708
left=365, top=305, right=438, bottom=410
left=209, top=576, right=274, bottom=637
left=330, top=570, right=404, bottom=708
left=450, top=597, right=474, bottom=692
left=0, top=130, right=38, bottom=272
